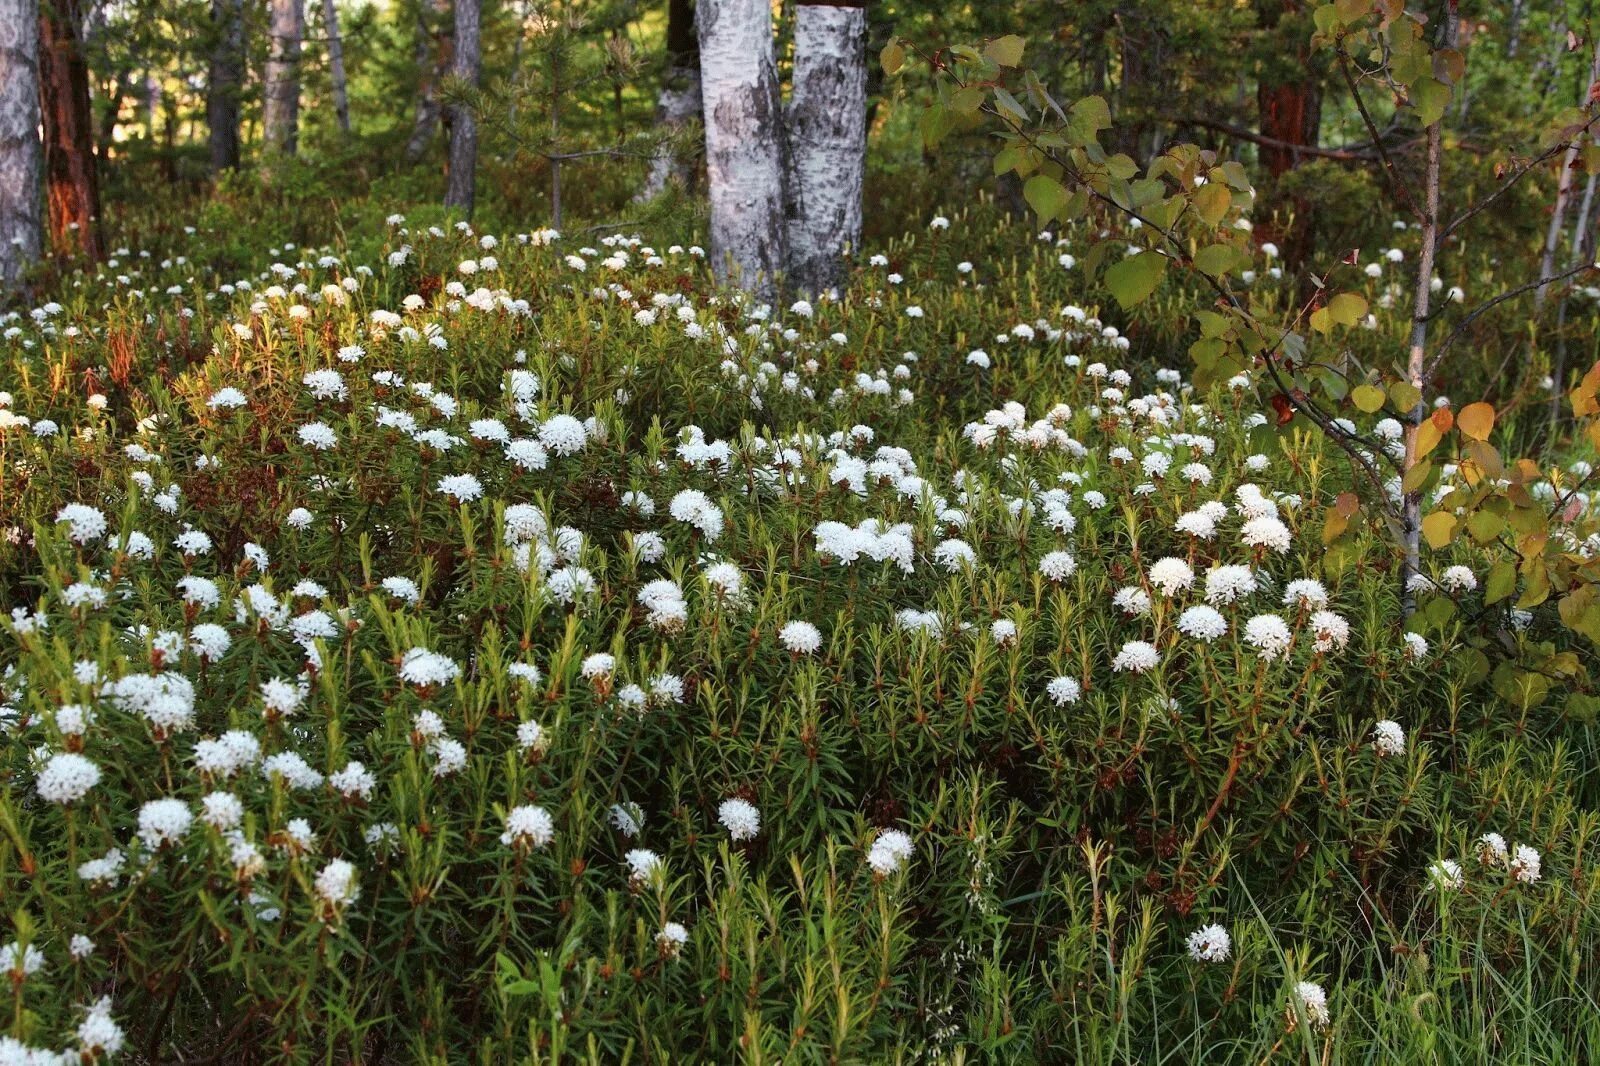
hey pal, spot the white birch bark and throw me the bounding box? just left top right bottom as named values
left=444, top=0, right=480, bottom=214
left=0, top=0, right=41, bottom=289
left=697, top=0, right=785, bottom=298
left=264, top=0, right=304, bottom=156
left=785, top=2, right=867, bottom=295
left=1535, top=34, right=1600, bottom=309
left=322, top=0, right=351, bottom=135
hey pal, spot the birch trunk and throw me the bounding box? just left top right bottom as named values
left=698, top=0, right=785, bottom=297
left=37, top=0, right=100, bottom=260
left=1535, top=34, right=1600, bottom=309
left=0, top=0, right=42, bottom=290
left=404, top=0, right=452, bottom=164
left=263, top=0, right=304, bottom=156
left=443, top=0, right=480, bottom=214
left=322, top=0, right=351, bottom=135
left=637, top=0, right=701, bottom=200
left=784, top=0, right=867, bottom=295
left=1400, top=2, right=1456, bottom=616
left=207, top=0, right=244, bottom=172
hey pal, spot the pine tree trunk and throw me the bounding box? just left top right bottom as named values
left=0, top=0, right=42, bottom=290
left=404, top=0, right=453, bottom=164
left=207, top=0, right=243, bottom=172
left=322, top=0, right=351, bottom=136
left=785, top=0, right=867, bottom=295
left=697, top=0, right=785, bottom=297
left=38, top=0, right=100, bottom=260
left=263, top=0, right=304, bottom=156
left=637, top=0, right=701, bottom=200
left=1255, top=0, right=1321, bottom=267
left=443, top=0, right=480, bottom=214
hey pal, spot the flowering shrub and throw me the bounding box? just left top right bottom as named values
left=1, top=209, right=1598, bottom=1060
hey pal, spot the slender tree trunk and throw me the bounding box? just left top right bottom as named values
left=404, top=0, right=452, bottom=164
left=637, top=0, right=701, bottom=200
left=785, top=0, right=867, bottom=295
left=207, top=0, right=243, bottom=171
left=38, top=0, right=101, bottom=260
left=698, top=0, right=785, bottom=296
left=1536, top=35, right=1600, bottom=309
left=0, top=0, right=42, bottom=290
left=1400, top=2, right=1456, bottom=617
left=444, top=0, right=480, bottom=214
left=1506, top=0, right=1523, bottom=58
left=322, top=0, right=351, bottom=135
left=263, top=0, right=304, bottom=156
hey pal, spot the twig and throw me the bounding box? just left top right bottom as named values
left=1424, top=260, right=1598, bottom=380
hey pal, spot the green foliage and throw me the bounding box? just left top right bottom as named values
left=2, top=197, right=1599, bottom=1061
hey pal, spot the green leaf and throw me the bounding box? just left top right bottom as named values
left=1023, top=175, right=1071, bottom=223
left=1103, top=252, right=1167, bottom=309
left=1411, top=76, right=1451, bottom=127
left=1191, top=183, right=1231, bottom=226
left=1352, top=384, right=1386, bottom=413
left=1388, top=381, right=1422, bottom=412
left=950, top=86, right=987, bottom=115
left=1484, top=560, right=1517, bottom=604
left=1328, top=292, right=1368, bottom=326
left=880, top=40, right=905, bottom=76
left=1192, top=244, right=1237, bottom=277
left=984, top=34, right=1026, bottom=68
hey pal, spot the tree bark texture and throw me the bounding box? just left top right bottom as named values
left=444, top=0, right=481, bottom=214
left=207, top=0, right=244, bottom=172
left=0, top=0, right=42, bottom=289
left=404, top=0, right=453, bottom=164
left=322, top=0, right=351, bottom=135
left=785, top=1, right=866, bottom=295
left=264, top=0, right=304, bottom=156
left=697, top=0, right=785, bottom=297
left=38, top=0, right=101, bottom=259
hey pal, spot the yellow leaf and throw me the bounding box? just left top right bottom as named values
left=1352, top=384, right=1386, bottom=413
left=1457, top=401, right=1495, bottom=440
left=1414, top=419, right=1444, bottom=458
left=1421, top=511, right=1456, bottom=549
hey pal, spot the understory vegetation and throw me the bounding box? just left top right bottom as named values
left=2, top=195, right=1599, bottom=1062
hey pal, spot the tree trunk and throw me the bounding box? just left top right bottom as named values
left=444, top=0, right=480, bottom=214
left=404, top=0, right=453, bottom=164
left=1400, top=2, right=1456, bottom=617
left=38, top=0, right=101, bottom=260
left=1255, top=0, right=1321, bottom=267
left=785, top=0, right=866, bottom=295
left=637, top=0, right=701, bottom=200
left=697, top=0, right=785, bottom=297
left=263, top=0, right=304, bottom=156
left=1535, top=34, right=1600, bottom=309
left=0, top=0, right=42, bottom=290
left=322, top=0, right=351, bottom=135
left=207, top=0, right=243, bottom=171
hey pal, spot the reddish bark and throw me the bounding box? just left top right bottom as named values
left=37, top=0, right=101, bottom=261
left=1257, top=80, right=1321, bottom=177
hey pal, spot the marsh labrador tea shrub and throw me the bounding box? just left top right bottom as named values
left=2, top=211, right=1600, bottom=1061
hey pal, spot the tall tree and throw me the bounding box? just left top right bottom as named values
left=697, top=0, right=784, bottom=296
left=207, top=0, right=244, bottom=172
left=1255, top=0, right=1322, bottom=265
left=264, top=0, right=304, bottom=156
left=785, top=0, right=866, bottom=294
left=37, top=0, right=101, bottom=260
left=444, top=0, right=481, bottom=213
left=637, top=0, right=701, bottom=199
left=0, top=0, right=42, bottom=289
left=322, top=0, right=351, bottom=136
left=404, top=0, right=453, bottom=163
